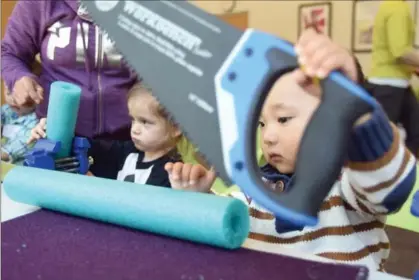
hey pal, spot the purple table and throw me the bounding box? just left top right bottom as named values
left=2, top=210, right=369, bottom=280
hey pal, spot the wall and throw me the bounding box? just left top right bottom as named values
left=1, top=0, right=16, bottom=36
left=1, top=0, right=17, bottom=105
left=191, top=0, right=418, bottom=86
left=1, top=0, right=417, bottom=92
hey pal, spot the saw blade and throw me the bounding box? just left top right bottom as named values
left=81, top=0, right=246, bottom=185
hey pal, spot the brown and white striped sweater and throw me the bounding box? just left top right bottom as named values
left=223, top=110, right=417, bottom=271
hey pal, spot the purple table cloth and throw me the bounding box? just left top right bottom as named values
left=2, top=210, right=369, bottom=280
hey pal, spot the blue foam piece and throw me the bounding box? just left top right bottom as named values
left=46, top=81, right=81, bottom=158
left=3, top=167, right=250, bottom=249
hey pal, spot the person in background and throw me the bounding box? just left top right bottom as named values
left=1, top=89, right=38, bottom=165
left=29, top=83, right=183, bottom=188
left=164, top=29, right=417, bottom=271
left=1, top=0, right=138, bottom=177
left=367, top=0, right=419, bottom=157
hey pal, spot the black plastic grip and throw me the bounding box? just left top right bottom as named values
left=282, top=78, right=373, bottom=218
left=243, top=47, right=375, bottom=226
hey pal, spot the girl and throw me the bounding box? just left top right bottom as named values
left=29, top=83, right=183, bottom=187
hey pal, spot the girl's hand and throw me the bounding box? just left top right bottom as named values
left=165, top=162, right=216, bottom=193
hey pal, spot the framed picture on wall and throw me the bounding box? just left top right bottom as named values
left=351, top=0, right=380, bottom=53
left=298, top=2, right=332, bottom=38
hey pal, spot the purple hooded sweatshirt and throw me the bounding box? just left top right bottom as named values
left=1, top=0, right=137, bottom=139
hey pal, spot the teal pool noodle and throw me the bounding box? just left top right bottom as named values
left=3, top=167, right=250, bottom=249
left=46, top=81, right=82, bottom=158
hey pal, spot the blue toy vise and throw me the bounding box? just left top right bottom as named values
left=24, top=137, right=93, bottom=174
left=23, top=81, right=93, bottom=174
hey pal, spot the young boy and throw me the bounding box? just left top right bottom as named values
left=1, top=91, right=38, bottom=164
left=164, top=29, right=417, bottom=271
left=29, top=83, right=183, bottom=187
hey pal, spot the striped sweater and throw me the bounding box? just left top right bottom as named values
left=224, top=109, right=417, bottom=271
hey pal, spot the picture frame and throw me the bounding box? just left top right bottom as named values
left=298, top=2, right=332, bottom=38
left=351, top=0, right=381, bottom=53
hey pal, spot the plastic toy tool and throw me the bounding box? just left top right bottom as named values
left=412, top=191, right=419, bottom=217
left=24, top=81, right=93, bottom=174
left=82, top=0, right=378, bottom=226
left=24, top=137, right=93, bottom=174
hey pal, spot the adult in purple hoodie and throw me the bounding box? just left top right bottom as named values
left=1, top=0, right=137, bottom=142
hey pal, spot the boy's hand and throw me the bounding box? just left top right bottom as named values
left=27, top=118, right=47, bottom=144
left=294, top=29, right=371, bottom=125
left=295, top=29, right=358, bottom=82
left=165, top=162, right=216, bottom=193
left=1, top=151, right=10, bottom=161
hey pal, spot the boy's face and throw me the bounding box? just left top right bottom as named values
left=259, top=70, right=321, bottom=174
left=128, top=93, right=176, bottom=153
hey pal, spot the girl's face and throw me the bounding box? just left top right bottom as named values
left=128, top=93, right=180, bottom=153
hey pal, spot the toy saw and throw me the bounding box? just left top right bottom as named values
left=82, top=0, right=379, bottom=226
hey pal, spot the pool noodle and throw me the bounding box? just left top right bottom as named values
left=46, top=81, right=81, bottom=158
left=3, top=166, right=250, bottom=249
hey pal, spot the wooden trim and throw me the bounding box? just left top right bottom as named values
left=217, top=11, right=248, bottom=30
left=1, top=0, right=17, bottom=105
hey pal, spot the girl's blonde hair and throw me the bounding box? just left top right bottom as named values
left=128, top=83, right=173, bottom=124
left=127, top=82, right=194, bottom=158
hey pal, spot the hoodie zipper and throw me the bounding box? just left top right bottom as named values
left=77, top=2, right=103, bottom=136
left=97, top=31, right=103, bottom=135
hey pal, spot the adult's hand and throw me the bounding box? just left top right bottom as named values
left=9, top=76, right=43, bottom=107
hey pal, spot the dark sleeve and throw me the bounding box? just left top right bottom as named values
left=146, top=163, right=172, bottom=188
left=354, top=56, right=366, bottom=85
left=146, top=155, right=183, bottom=188
left=1, top=0, right=43, bottom=91
left=88, top=140, right=136, bottom=179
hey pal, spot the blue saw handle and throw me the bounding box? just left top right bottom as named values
left=217, top=29, right=378, bottom=227
left=412, top=191, right=419, bottom=217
